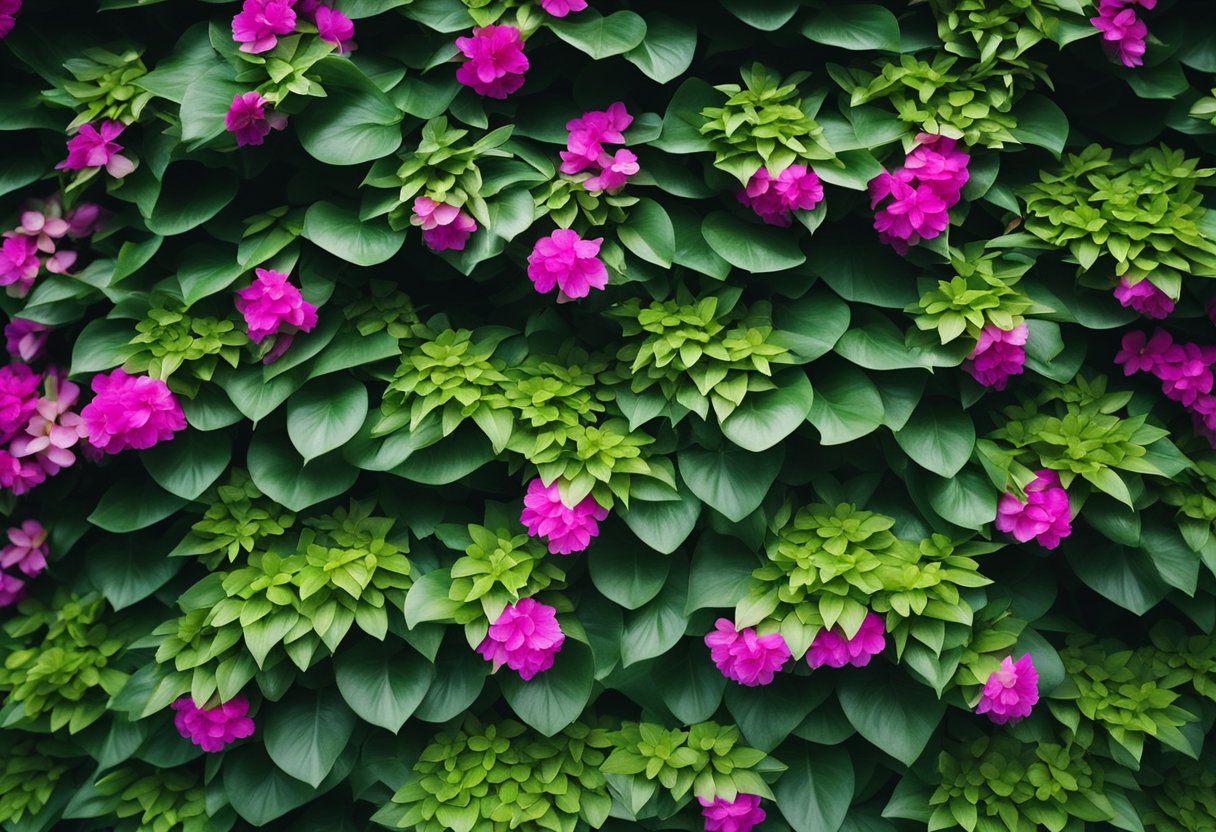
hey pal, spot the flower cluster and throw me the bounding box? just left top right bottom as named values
left=1117, top=329, right=1216, bottom=443
left=519, top=477, right=609, bottom=555
left=0, top=363, right=89, bottom=497
left=171, top=695, right=256, bottom=752
left=225, top=92, right=287, bottom=148
left=738, top=164, right=824, bottom=226
left=1113, top=276, right=1173, bottom=319
left=704, top=618, right=791, bottom=686
left=231, top=0, right=353, bottom=55
left=964, top=322, right=1029, bottom=391
left=995, top=469, right=1072, bottom=549
left=56, top=121, right=134, bottom=180
left=560, top=103, right=639, bottom=194
left=0, top=520, right=46, bottom=607
left=456, top=24, right=528, bottom=99
left=477, top=597, right=566, bottom=680
left=80, top=368, right=186, bottom=455
left=870, top=134, right=970, bottom=254
left=975, top=654, right=1040, bottom=724
left=539, top=0, right=587, bottom=17
left=1090, top=0, right=1155, bottom=68
left=699, top=793, right=767, bottom=832
left=806, top=611, right=887, bottom=669
left=527, top=229, right=609, bottom=300
left=410, top=196, right=478, bottom=252
left=234, top=268, right=318, bottom=362
left=0, top=194, right=101, bottom=297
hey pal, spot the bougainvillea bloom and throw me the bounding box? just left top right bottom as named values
left=964, top=323, right=1028, bottom=391
left=539, top=0, right=588, bottom=16
left=1115, top=329, right=1174, bottom=375
left=526, top=229, right=609, bottom=300
left=225, top=92, right=287, bottom=147
left=1113, top=276, right=1173, bottom=319
left=231, top=0, right=297, bottom=54
left=0, top=570, right=23, bottom=607
left=56, top=121, right=134, bottom=178
left=477, top=597, right=565, bottom=680
left=560, top=102, right=633, bottom=175
left=995, top=469, right=1071, bottom=549
left=4, top=319, right=49, bottom=363
left=0, top=520, right=47, bottom=578
left=704, top=618, right=791, bottom=686
left=314, top=5, right=355, bottom=52
left=583, top=148, right=639, bottom=193
left=0, top=234, right=42, bottom=294
left=0, top=362, right=40, bottom=444
left=698, top=793, right=767, bottom=832
left=1090, top=1, right=1149, bottom=67
left=739, top=165, right=824, bottom=226
left=806, top=612, right=887, bottom=669
left=411, top=197, right=478, bottom=252
left=455, top=25, right=529, bottom=99
left=80, top=369, right=186, bottom=455
left=0, top=0, right=19, bottom=40
left=976, top=654, right=1039, bottom=725
left=234, top=268, right=318, bottom=344
left=519, top=477, right=609, bottom=554
left=1155, top=343, right=1216, bottom=407
left=172, top=695, right=256, bottom=752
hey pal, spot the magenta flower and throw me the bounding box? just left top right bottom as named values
left=172, top=695, right=256, bottom=752
left=4, top=319, right=49, bottom=363
left=519, top=477, right=609, bottom=554
left=995, top=469, right=1071, bottom=549
left=0, top=362, right=40, bottom=445
left=870, top=136, right=969, bottom=253
left=902, top=133, right=970, bottom=205
left=65, top=201, right=104, bottom=238
left=560, top=102, right=633, bottom=175
left=0, top=0, right=19, bottom=39
left=739, top=164, right=824, bottom=225
left=225, top=92, right=288, bottom=147
left=1154, top=343, right=1216, bottom=407
left=539, top=0, right=588, bottom=17
left=455, top=25, right=529, bottom=99
left=410, top=197, right=478, bottom=252
left=232, top=0, right=297, bottom=54
left=0, top=571, right=23, bottom=607
left=527, top=229, right=608, bottom=300
left=976, top=654, right=1039, bottom=725
left=699, top=793, right=767, bottom=832
left=873, top=180, right=950, bottom=252
left=774, top=164, right=825, bottom=211
left=477, top=597, right=565, bottom=680
left=234, top=268, right=318, bottom=346
left=0, top=235, right=41, bottom=295
left=704, top=618, right=791, bottom=686
left=583, top=149, right=639, bottom=194
left=80, top=369, right=186, bottom=455
left=1114, top=329, right=1173, bottom=375
left=1113, top=276, right=1173, bottom=319
left=1090, top=1, right=1149, bottom=67
left=0, top=520, right=48, bottom=578
left=314, top=5, right=355, bottom=52
left=964, top=323, right=1028, bottom=391
left=56, top=121, right=135, bottom=179
left=806, top=611, right=887, bottom=669
left=0, top=448, right=46, bottom=495
left=11, top=377, right=88, bottom=476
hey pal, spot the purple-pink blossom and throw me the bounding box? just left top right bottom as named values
left=995, top=469, right=1071, bottom=549
left=56, top=121, right=135, bottom=179
left=559, top=103, right=638, bottom=192
left=4, top=319, right=49, bottom=363
left=806, top=611, right=886, bottom=669
left=232, top=0, right=297, bottom=54
left=519, top=477, right=609, bottom=554
left=0, top=571, right=23, bottom=607
left=477, top=597, right=565, bottom=680
left=10, top=376, right=88, bottom=476
left=0, top=235, right=41, bottom=295
left=526, top=229, right=608, bottom=300
left=0, top=0, right=19, bottom=39
left=1090, top=0, right=1150, bottom=67
left=313, top=5, right=355, bottom=52
left=455, top=25, right=529, bottom=99
left=976, top=654, right=1039, bottom=725
left=1115, top=329, right=1173, bottom=375
left=902, top=134, right=971, bottom=204
left=738, top=164, right=824, bottom=226
left=539, top=0, right=588, bottom=16
left=1155, top=342, right=1216, bottom=407
left=225, top=92, right=288, bottom=147
left=698, top=793, right=767, bottom=832
left=704, top=618, right=791, bottom=686
left=0, top=363, right=40, bottom=445
left=172, top=695, right=256, bottom=752
left=583, top=149, right=639, bottom=194
left=234, top=268, right=318, bottom=346
left=964, top=322, right=1028, bottom=391
left=411, top=197, right=478, bottom=252
left=1113, top=276, right=1173, bottom=319
left=80, top=369, right=186, bottom=455
left=870, top=135, right=969, bottom=253
left=0, top=520, right=47, bottom=578
left=0, top=448, right=45, bottom=495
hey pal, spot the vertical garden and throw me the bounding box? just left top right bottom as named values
left=1, top=0, right=1215, bottom=830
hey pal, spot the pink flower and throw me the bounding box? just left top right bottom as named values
left=55, top=121, right=135, bottom=179
left=4, top=319, right=49, bottom=363
left=903, top=134, right=970, bottom=205
left=11, top=377, right=88, bottom=476
left=519, top=477, right=609, bottom=554
left=964, top=323, right=1028, bottom=391
left=1114, top=329, right=1173, bottom=375
left=995, top=469, right=1071, bottom=549
left=698, top=793, right=767, bottom=832
left=0, top=449, right=46, bottom=495
left=774, top=164, right=825, bottom=211
left=0, top=0, right=19, bottom=39
left=583, top=149, right=639, bottom=193
left=232, top=0, right=297, bottom=54
left=225, top=92, right=288, bottom=147
left=0, top=520, right=47, bottom=578
left=806, top=611, right=887, bottom=669
left=65, top=202, right=104, bottom=238
left=976, top=654, right=1039, bottom=725
left=526, top=229, right=608, bottom=300
left=477, top=597, right=565, bottom=680
left=704, top=618, right=791, bottom=686
left=0, top=362, right=40, bottom=444
left=314, top=5, right=355, bottom=52
left=410, top=197, right=478, bottom=252
left=560, top=103, right=632, bottom=175
left=0, top=235, right=41, bottom=295
left=234, top=268, right=318, bottom=345
left=80, top=369, right=186, bottom=455
left=172, top=695, right=256, bottom=752
left=739, top=164, right=826, bottom=225
left=1191, top=394, right=1216, bottom=434
left=873, top=180, right=950, bottom=250
left=1090, top=2, right=1148, bottom=67
left=455, top=25, right=529, bottom=99
left=539, top=0, right=588, bottom=17
left=1113, top=276, right=1173, bottom=319
left=870, top=136, right=969, bottom=252
left=0, top=571, right=24, bottom=607
left=1155, top=343, right=1216, bottom=407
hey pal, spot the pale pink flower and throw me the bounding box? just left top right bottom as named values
left=172, top=695, right=256, bottom=752
left=410, top=197, right=477, bottom=252
left=0, top=0, right=19, bottom=39
left=232, top=0, right=297, bottom=54
left=806, top=611, right=887, bottom=669
left=539, top=0, right=588, bottom=17
left=995, top=469, right=1071, bottom=549
left=583, top=149, right=639, bottom=193
left=519, top=477, right=608, bottom=554
left=699, top=793, right=767, bottom=832
left=4, top=319, right=49, bottom=363
left=704, top=618, right=791, bottom=686
left=56, top=121, right=135, bottom=179
left=455, top=25, right=529, bottom=99
left=314, top=5, right=355, bottom=52
left=0, top=235, right=41, bottom=295
left=234, top=268, right=318, bottom=345
left=560, top=103, right=632, bottom=175
left=0, top=520, right=48, bottom=578
left=964, top=323, right=1028, bottom=391
left=1113, top=276, right=1173, bottom=319
left=11, top=377, right=88, bottom=476
left=225, top=92, right=288, bottom=147
left=526, top=229, right=608, bottom=300
left=976, top=654, right=1039, bottom=724
left=0, top=571, right=24, bottom=607
left=80, top=369, right=186, bottom=455
left=0, top=362, right=40, bottom=444
left=477, top=597, right=565, bottom=680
